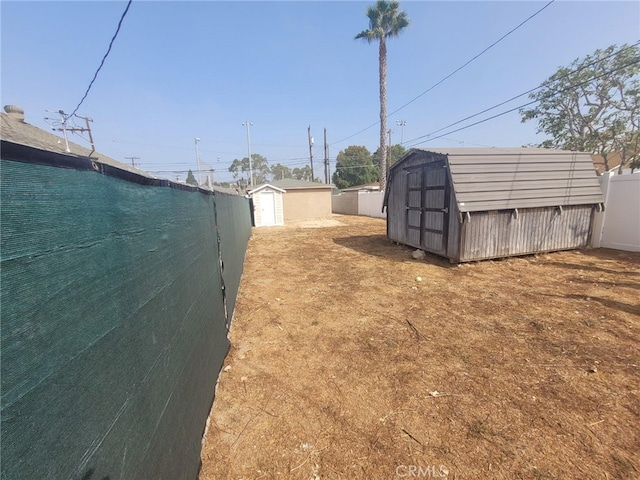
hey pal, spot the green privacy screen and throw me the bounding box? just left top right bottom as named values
left=1, top=151, right=251, bottom=480
left=214, top=191, right=251, bottom=327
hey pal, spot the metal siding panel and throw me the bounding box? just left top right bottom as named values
left=458, top=186, right=602, bottom=202
left=453, top=170, right=598, bottom=182
left=447, top=153, right=594, bottom=165
left=449, top=163, right=597, bottom=173
left=455, top=178, right=602, bottom=193
left=427, top=147, right=582, bottom=157
left=459, top=195, right=603, bottom=212
left=445, top=150, right=603, bottom=213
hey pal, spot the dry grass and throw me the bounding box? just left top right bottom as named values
left=199, top=215, right=640, bottom=480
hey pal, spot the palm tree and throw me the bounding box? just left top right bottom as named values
left=355, top=0, right=409, bottom=190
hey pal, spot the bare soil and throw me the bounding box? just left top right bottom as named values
left=199, top=215, right=640, bottom=480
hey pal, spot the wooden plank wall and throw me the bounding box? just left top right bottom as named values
left=446, top=194, right=461, bottom=262
left=459, top=205, right=594, bottom=262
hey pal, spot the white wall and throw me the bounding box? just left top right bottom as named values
left=592, top=172, right=640, bottom=252
left=357, top=191, right=387, bottom=218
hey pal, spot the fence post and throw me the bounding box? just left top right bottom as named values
left=592, top=172, right=612, bottom=248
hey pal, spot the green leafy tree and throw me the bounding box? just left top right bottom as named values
left=271, top=163, right=292, bottom=181
left=355, top=0, right=410, bottom=190
left=332, top=145, right=379, bottom=190
left=292, top=165, right=313, bottom=181
left=185, top=169, right=198, bottom=186
left=373, top=144, right=407, bottom=172
left=228, top=153, right=270, bottom=185
left=520, top=43, right=640, bottom=173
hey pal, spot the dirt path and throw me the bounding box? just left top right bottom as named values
left=199, top=215, right=639, bottom=479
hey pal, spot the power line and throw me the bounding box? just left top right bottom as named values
left=68, top=0, right=133, bottom=118
left=402, top=41, right=640, bottom=146
left=330, top=0, right=556, bottom=146
left=388, top=0, right=556, bottom=118
left=404, top=56, right=640, bottom=148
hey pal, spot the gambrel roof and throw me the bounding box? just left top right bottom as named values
left=247, top=183, right=286, bottom=195
left=388, top=147, right=604, bottom=213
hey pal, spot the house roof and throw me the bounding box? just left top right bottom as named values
left=247, top=183, right=286, bottom=195
left=1, top=109, right=150, bottom=177
left=591, top=152, right=623, bottom=174
left=270, top=179, right=333, bottom=190
left=389, top=147, right=604, bottom=212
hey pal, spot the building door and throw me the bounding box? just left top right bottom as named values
left=260, top=191, right=276, bottom=226
left=405, top=161, right=450, bottom=255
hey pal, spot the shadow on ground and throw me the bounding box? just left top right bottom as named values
left=539, top=292, right=640, bottom=316
left=545, top=248, right=640, bottom=275
left=333, top=234, right=455, bottom=268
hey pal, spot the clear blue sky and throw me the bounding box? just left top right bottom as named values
left=2, top=1, right=639, bottom=183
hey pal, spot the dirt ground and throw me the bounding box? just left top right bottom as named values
left=199, top=215, right=639, bottom=480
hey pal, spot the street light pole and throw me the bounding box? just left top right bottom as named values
left=242, top=121, right=254, bottom=186
left=194, top=137, right=202, bottom=185
left=396, top=120, right=406, bottom=145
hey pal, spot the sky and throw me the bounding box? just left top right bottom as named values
left=2, top=1, right=639, bottom=184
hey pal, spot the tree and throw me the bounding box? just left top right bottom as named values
left=185, top=169, right=198, bottom=186
left=520, top=43, right=640, bottom=173
left=271, top=163, right=292, bottom=181
left=292, top=165, right=313, bottom=181
left=355, top=0, right=410, bottom=190
left=332, top=145, right=378, bottom=190
left=372, top=144, right=407, bottom=172
left=228, top=153, right=270, bottom=185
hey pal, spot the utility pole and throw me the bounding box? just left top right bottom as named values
left=48, top=110, right=96, bottom=155
left=125, top=156, right=140, bottom=168
left=242, top=121, right=254, bottom=186
left=324, top=128, right=329, bottom=184
left=194, top=137, right=202, bottom=185
left=308, top=125, right=315, bottom=182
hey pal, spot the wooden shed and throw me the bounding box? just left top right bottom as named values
left=248, top=184, right=285, bottom=227
left=383, top=148, right=605, bottom=262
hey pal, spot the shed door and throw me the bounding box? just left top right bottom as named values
left=405, top=161, right=450, bottom=254
left=260, top=191, right=276, bottom=226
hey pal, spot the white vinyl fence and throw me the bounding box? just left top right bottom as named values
left=356, top=191, right=386, bottom=218
left=592, top=172, right=640, bottom=252
left=332, top=191, right=386, bottom=218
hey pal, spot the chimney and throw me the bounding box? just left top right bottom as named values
left=4, top=105, right=25, bottom=122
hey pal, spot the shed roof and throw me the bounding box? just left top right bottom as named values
left=390, top=148, right=604, bottom=212
left=1, top=111, right=150, bottom=177
left=270, top=179, right=333, bottom=190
